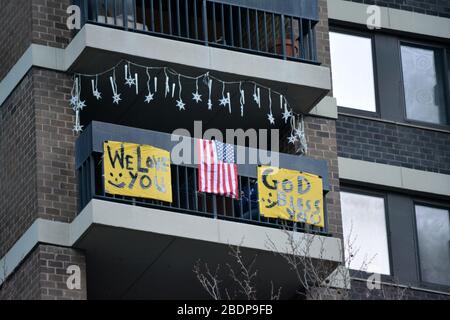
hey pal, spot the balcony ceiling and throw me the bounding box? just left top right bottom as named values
left=69, top=24, right=331, bottom=132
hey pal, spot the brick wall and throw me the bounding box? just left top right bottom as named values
left=34, top=69, right=78, bottom=222
left=0, top=0, right=32, bottom=81
left=31, top=0, right=73, bottom=49
left=345, top=0, right=450, bottom=18
left=0, top=72, right=37, bottom=258
left=0, top=245, right=87, bottom=300
left=305, top=117, right=342, bottom=238
left=0, top=0, right=73, bottom=81
left=317, top=0, right=332, bottom=68
left=0, top=68, right=77, bottom=259
left=336, top=115, right=450, bottom=175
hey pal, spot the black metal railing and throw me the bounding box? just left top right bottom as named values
left=77, top=0, right=319, bottom=63
left=77, top=151, right=328, bottom=235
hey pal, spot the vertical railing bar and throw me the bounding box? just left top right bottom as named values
left=141, top=0, right=145, bottom=30
left=290, top=17, right=295, bottom=58
left=123, top=0, right=128, bottom=29
left=238, top=7, right=242, bottom=48
left=176, top=166, right=181, bottom=207
left=89, top=155, right=96, bottom=200
left=229, top=5, right=234, bottom=46
left=202, top=0, right=209, bottom=44
left=212, top=195, right=217, bottom=218
left=220, top=3, right=225, bottom=45
left=176, top=0, right=181, bottom=36
left=185, top=0, right=190, bottom=38
left=193, top=168, right=199, bottom=211
left=299, top=18, right=304, bottom=59
left=113, top=0, right=117, bottom=25
left=271, top=13, right=276, bottom=54
left=239, top=176, right=244, bottom=218
left=312, top=24, right=317, bottom=62
left=150, top=0, right=155, bottom=31
left=263, top=12, right=268, bottom=52
left=95, top=0, right=99, bottom=22
left=255, top=10, right=259, bottom=52
left=308, top=20, right=313, bottom=60
left=159, top=0, right=163, bottom=32
left=193, top=0, right=198, bottom=39
left=247, top=177, right=252, bottom=221
left=212, top=2, right=216, bottom=42
left=104, top=0, right=109, bottom=24
left=246, top=8, right=251, bottom=49
left=281, top=14, right=286, bottom=59
left=184, top=166, right=189, bottom=209
left=134, top=0, right=138, bottom=30
left=168, top=0, right=173, bottom=35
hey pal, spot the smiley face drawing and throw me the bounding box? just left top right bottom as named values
left=108, top=172, right=126, bottom=188
left=262, top=192, right=277, bottom=209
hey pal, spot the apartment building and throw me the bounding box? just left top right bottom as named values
left=0, top=0, right=448, bottom=300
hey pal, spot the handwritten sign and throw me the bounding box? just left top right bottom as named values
left=257, top=166, right=324, bottom=227
left=103, top=141, right=172, bottom=202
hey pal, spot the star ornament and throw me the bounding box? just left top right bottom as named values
left=176, top=99, right=186, bottom=111
left=207, top=99, right=213, bottom=110
left=70, top=95, right=79, bottom=106
left=267, top=113, right=275, bottom=125
left=73, top=124, right=84, bottom=134
left=145, top=92, right=154, bottom=104
left=113, top=93, right=122, bottom=105
left=219, top=96, right=230, bottom=107
left=76, top=100, right=86, bottom=111
left=192, top=92, right=202, bottom=103
left=282, top=109, right=293, bottom=123
left=125, top=77, right=136, bottom=88
left=295, top=128, right=304, bottom=139
left=93, top=89, right=102, bottom=100
left=288, top=134, right=297, bottom=145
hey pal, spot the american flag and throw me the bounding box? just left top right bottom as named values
left=197, top=139, right=239, bottom=199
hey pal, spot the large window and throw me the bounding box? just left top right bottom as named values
left=401, top=45, right=447, bottom=125
left=329, top=32, right=377, bottom=112
left=340, top=191, right=390, bottom=275
left=415, top=205, right=450, bottom=286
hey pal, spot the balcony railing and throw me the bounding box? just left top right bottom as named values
left=76, top=122, right=330, bottom=235
left=77, top=0, right=319, bottom=64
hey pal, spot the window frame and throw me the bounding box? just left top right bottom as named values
left=340, top=186, right=393, bottom=278
left=412, top=200, right=450, bottom=289
left=329, top=26, right=381, bottom=118
left=398, top=40, right=450, bottom=129
left=330, top=24, right=450, bottom=130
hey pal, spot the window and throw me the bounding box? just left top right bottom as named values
left=329, top=32, right=377, bottom=112
left=401, top=45, right=447, bottom=125
left=340, top=191, right=390, bottom=275
left=415, top=205, right=450, bottom=286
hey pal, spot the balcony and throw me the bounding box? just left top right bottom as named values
left=77, top=121, right=331, bottom=234
left=78, top=0, right=319, bottom=63
left=68, top=0, right=331, bottom=119
left=72, top=121, right=342, bottom=299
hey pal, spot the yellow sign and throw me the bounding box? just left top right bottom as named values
left=103, top=141, right=172, bottom=202
left=257, top=166, right=324, bottom=227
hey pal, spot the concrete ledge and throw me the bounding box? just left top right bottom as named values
left=309, top=96, right=338, bottom=119
left=0, top=199, right=343, bottom=287
left=0, top=24, right=333, bottom=118
left=338, top=157, right=450, bottom=197
left=0, top=219, right=70, bottom=285
left=328, top=0, right=450, bottom=39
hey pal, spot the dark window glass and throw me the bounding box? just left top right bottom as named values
left=415, top=205, right=450, bottom=286
left=401, top=45, right=447, bottom=125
